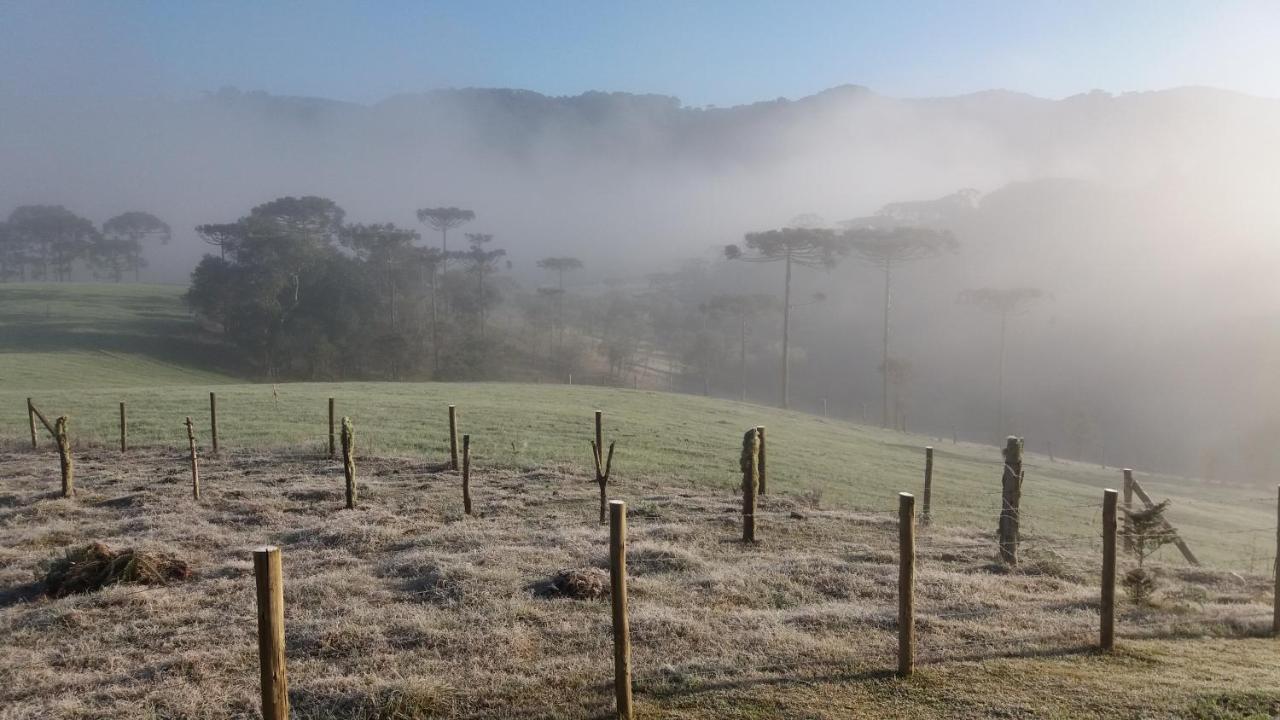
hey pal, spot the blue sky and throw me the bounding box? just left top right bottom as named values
left=3, top=1, right=1279, bottom=105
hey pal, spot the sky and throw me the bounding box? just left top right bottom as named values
left=3, top=0, right=1280, bottom=107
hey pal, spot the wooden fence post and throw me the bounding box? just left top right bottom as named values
left=462, top=434, right=472, bottom=515
left=328, top=398, right=335, bottom=459
left=609, top=500, right=634, bottom=720
left=1122, top=469, right=1134, bottom=553
left=898, top=492, right=916, bottom=677
left=27, top=398, right=37, bottom=449
left=1101, top=488, right=1117, bottom=651
left=756, top=425, right=767, bottom=495
left=209, top=392, right=219, bottom=453
left=741, top=428, right=759, bottom=543
left=998, top=436, right=1023, bottom=565
left=595, top=410, right=603, bottom=467
left=448, top=405, right=459, bottom=470
left=119, top=402, right=127, bottom=453
left=1273, top=485, right=1279, bottom=637
left=253, top=546, right=289, bottom=720
left=341, top=417, right=355, bottom=509
left=922, top=446, right=934, bottom=524
left=55, top=416, right=73, bottom=497
left=185, top=417, right=200, bottom=500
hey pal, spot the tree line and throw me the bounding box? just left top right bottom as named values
left=0, top=205, right=171, bottom=282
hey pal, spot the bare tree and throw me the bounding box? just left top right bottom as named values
left=958, top=286, right=1044, bottom=437
left=844, top=225, right=956, bottom=427
left=415, top=206, right=474, bottom=273
left=725, top=228, right=845, bottom=409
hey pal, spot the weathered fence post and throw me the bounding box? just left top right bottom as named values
left=27, top=398, right=37, bottom=449
left=341, top=417, right=355, bottom=509
left=591, top=438, right=616, bottom=525
left=55, top=416, right=73, bottom=497
left=1101, top=488, right=1117, bottom=651
left=609, top=500, right=634, bottom=720
left=253, top=546, right=289, bottom=720
left=185, top=416, right=200, bottom=500
left=1122, top=469, right=1134, bottom=553
left=209, top=392, right=219, bottom=453
left=741, top=428, right=759, bottom=543
left=448, top=405, right=459, bottom=470
left=595, top=410, right=603, bottom=466
left=997, top=436, right=1024, bottom=565
left=462, top=434, right=472, bottom=515
left=756, top=425, right=767, bottom=495
left=327, top=397, right=335, bottom=459
left=898, top=492, right=916, bottom=677
left=1274, top=485, right=1279, bottom=637
left=1047, top=439, right=1055, bottom=462
left=922, top=446, right=934, bottom=524
left=119, top=401, right=127, bottom=453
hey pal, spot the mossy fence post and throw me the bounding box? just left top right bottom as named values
left=327, top=398, right=335, bottom=459
left=921, top=446, right=934, bottom=524
left=609, top=500, right=634, bottom=720
left=448, top=405, right=459, bottom=470
left=209, top=392, right=219, bottom=453
left=741, top=428, right=759, bottom=543
left=462, top=434, right=472, bottom=515
left=1101, top=488, right=1117, bottom=651
left=341, top=417, right=356, bottom=509
left=55, top=416, right=73, bottom=498
left=185, top=416, right=200, bottom=501
left=898, top=491, right=916, bottom=677
left=997, top=436, right=1024, bottom=565
left=1122, top=469, right=1134, bottom=553
left=27, top=397, right=37, bottom=449
left=253, top=546, right=289, bottom=720
left=756, top=425, right=767, bottom=495
left=119, top=402, right=127, bottom=453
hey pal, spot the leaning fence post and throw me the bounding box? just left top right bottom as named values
left=209, top=392, right=219, bottom=453
left=922, top=446, right=934, bottom=524
left=609, top=500, right=634, bottom=720
left=462, top=434, right=472, bottom=515
left=27, top=398, right=37, bottom=449
left=1122, top=469, right=1134, bottom=553
left=55, top=416, right=73, bottom=498
left=185, top=416, right=200, bottom=500
left=448, top=405, right=459, bottom=470
left=998, top=436, right=1024, bottom=565
left=756, top=425, right=767, bottom=495
left=253, top=546, right=289, bottom=720
left=341, top=417, right=355, bottom=509
left=740, top=428, right=759, bottom=543
left=1101, top=488, right=1118, bottom=651
left=898, top=492, right=916, bottom=677
left=119, top=401, right=127, bottom=453
left=1273, top=485, right=1279, bottom=637
left=328, top=397, right=336, bottom=459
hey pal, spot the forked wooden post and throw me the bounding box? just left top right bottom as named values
left=462, top=434, right=472, bottom=515
left=756, top=425, right=767, bottom=495
left=341, top=417, right=356, bottom=509
left=1273, top=485, right=1279, bottom=637
left=253, top=546, right=289, bottom=720
left=327, top=398, right=335, bottom=459
left=998, top=436, right=1024, bottom=565
left=55, top=416, right=73, bottom=498
left=608, top=500, right=634, bottom=720
left=898, top=492, right=916, bottom=677
left=448, top=405, right=459, bottom=470
left=741, top=428, right=759, bottom=543
left=921, top=446, right=934, bottom=524
left=185, top=416, right=200, bottom=500
left=209, top=392, right=219, bottom=453
left=119, top=402, right=127, bottom=453
left=594, top=410, right=603, bottom=466
left=1101, top=489, right=1117, bottom=650
left=27, top=398, right=37, bottom=449
left=1122, top=469, right=1134, bottom=553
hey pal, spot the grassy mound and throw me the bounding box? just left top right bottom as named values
left=43, top=542, right=191, bottom=597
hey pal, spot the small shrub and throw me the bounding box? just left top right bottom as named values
left=1123, top=568, right=1157, bottom=605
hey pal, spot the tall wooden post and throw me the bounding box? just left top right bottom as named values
left=921, top=446, right=934, bottom=524
left=55, top=416, right=73, bottom=498
left=998, top=436, right=1024, bottom=565
left=1273, top=485, right=1279, bottom=637
left=185, top=416, right=200, bottom=500
left=253, top=546, right=289, bottom=720
left=898, top=492, right=916, bottom=677
left=209, top=392, right=219, bottom=453
left=341, top=417, right=356, bottom=509
left=119, top=402, right=127, bottom=453
left=609, top=501, right=634, bottom=720
left=462, top=434, right=472, bottom=515
left=448, top=405, right=459, bottom=471
left=1101, top=489, right=1118, bottom=651
left=27, top=398, right=37, bottom=449
left=595, top=410, right=604, bottom=467
left=741, top=428, right=759, bottom=543
left=327, top=398, right=335, bottom=459
left=1122, top=469, right=1134, bottom=553
left=756, top=425, right=767, bottom=495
